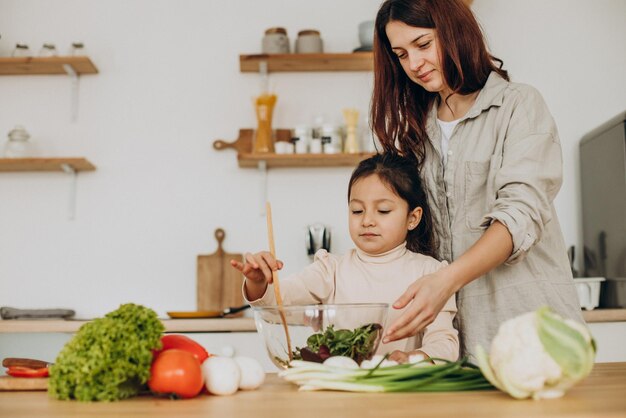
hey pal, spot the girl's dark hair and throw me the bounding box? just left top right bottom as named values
left=348, top=152, right=438, bottom=258
left=371, top=0, right=509, bottom=165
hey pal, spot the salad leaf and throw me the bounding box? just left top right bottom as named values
left=294, top=323, right=382, bottom=364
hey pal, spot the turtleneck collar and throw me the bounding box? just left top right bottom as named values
left=355, top=242, right=408, bottom=264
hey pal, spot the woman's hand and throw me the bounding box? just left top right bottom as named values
left=230, top=251, right=283, bottom=283
left=383, top=269, right=455, bottom=343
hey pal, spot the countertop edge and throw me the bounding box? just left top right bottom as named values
left=0, top=309, right=624, bottom=333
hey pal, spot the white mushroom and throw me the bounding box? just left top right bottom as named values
left=202, top=356, right=241, bottom=396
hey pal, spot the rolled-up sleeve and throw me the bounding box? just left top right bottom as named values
left=480, top=89, right=563, bottom=264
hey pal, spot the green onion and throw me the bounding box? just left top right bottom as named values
left=279, top=357, right=494, bottom=393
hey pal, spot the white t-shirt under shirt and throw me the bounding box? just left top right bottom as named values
left=244, top=243, right=459, bottom=361
left=437, top=118, right=462, bottom=166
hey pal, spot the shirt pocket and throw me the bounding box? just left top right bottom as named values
left=464, top=161, right=490, bottom=231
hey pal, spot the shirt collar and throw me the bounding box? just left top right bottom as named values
left=355, top=242, right=408, bottom=264
left=426, top=71, right=508, bottom=140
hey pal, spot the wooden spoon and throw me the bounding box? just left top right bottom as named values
left=265, top=201, right=293, bottom=360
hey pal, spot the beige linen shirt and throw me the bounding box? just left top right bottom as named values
left=245, top=243, right=459, bottom=361
left=420, top=72, right=584, bottom=360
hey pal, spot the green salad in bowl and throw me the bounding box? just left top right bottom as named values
left=252, top=303, right=388, bottom=369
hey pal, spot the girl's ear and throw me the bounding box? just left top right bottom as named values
left=408, top=207, right=423, bottom=230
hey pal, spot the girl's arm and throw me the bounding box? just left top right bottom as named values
left=383, top=221, right=512, bottom=343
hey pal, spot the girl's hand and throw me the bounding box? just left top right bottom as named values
left=383, top=270, right=455, bottom=343
left=230, top=251, right=283, bottom=283
left=388, top=350, right=430, bottom=364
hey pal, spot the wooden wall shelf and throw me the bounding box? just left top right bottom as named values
left=237, top=152, right=374, bottom=168
left=239, top=52, right=373, bottom=73
left=213, top=129, right=373, bottom=168
left=0, top=56, right=98, bottom=76
left=0, top=157, right=96, bottom=172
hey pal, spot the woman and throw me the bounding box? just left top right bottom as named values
left=372, top=0, right=583, bottom=360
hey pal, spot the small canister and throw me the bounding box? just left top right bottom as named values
left=295, top=29, right=323, bottom=54
left=262, top=27, right=290, bottom=54
left=321, top=123, right=342, bottom=154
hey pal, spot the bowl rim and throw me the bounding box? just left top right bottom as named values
left=251, top=302, right=389, bottom=312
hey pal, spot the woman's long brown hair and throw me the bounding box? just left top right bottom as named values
left=371, top=0, right=509, bottom=164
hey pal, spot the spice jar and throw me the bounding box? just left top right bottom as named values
left=262, top=27, right=290, bottom=54
left=321, top=123, right=342, bottom=154
left=69, top=42, right=87, bottom=56
left=4, top=126, right=34, bottom=158
left=12, top=43, right=31, bottom=57
left=295, top=30, right=323, bottom=54
left=39, top=43, right=58, bottom=57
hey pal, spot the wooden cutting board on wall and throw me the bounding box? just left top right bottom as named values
left=197, top=228, right=244, bottom=312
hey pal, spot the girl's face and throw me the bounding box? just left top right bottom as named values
left=349, top=174, right=422, bottom=255
left=385, top=20, right=451, bottom=97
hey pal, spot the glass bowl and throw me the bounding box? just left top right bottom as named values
left=253, top=303, right=388, bottom=369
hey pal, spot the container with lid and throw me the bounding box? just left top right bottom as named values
left=295, top=29, right=323, bottom=54
left=39, top=43, right=58, bottom=57
left=262, top=27, right=290, bottom=54
left=12, top=43, right=31, bottom=57
left=4, top=125, right=35, bottom=158
left=321, top=123, right=342, bottom=154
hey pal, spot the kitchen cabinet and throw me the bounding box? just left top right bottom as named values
left=1, top=363, right=625, bottom=418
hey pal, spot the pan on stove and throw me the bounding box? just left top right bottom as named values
left=167, top=304, right=250, bottom=319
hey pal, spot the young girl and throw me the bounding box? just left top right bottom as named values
left=231, top=152, right=459, bottom=362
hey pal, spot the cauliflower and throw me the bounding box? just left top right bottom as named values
left=476, top=307, right=596, bottom=400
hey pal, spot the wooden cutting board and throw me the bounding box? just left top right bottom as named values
left=0, top=376, right=48, bottom=391
left=197, top=228, right=244, bottom=312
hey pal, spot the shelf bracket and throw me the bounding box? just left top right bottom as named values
left=258, top=160, right=267, bottom=216
left=259, top=60, right=269, bottom=93
left=62, top=64, right=79, bottom=122
left=61, top=163, right=78, bottom=220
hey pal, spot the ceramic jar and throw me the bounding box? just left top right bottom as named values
left=295, top=29, right=323, bottom=54
left=262, top=27, right=290, bottom=54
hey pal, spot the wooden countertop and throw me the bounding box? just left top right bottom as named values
left=1, top=309, right=625, bottom=334
left=0, top=363, right=624, bottom=418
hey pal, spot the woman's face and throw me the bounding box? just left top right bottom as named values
left=385, top=20, right=450, bottom=96
left=348, top=174, right=421, bottom=255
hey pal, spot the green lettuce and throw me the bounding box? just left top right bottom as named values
left=49, top=303, right=164, bottom=401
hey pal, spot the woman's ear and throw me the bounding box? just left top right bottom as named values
left=407, top=207, right=423, bottom=230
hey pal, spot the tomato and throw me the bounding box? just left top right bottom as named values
left=154, top=334, right=210, bottom=363
left=6, top=366, right=49, bottom=378
left=148, top=349, right=204, bottom=399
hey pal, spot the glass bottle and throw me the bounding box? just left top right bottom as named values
left=253, top=93, right=277, bottom=153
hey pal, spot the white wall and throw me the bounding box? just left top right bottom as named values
left=0, top=0, right=625, bottom=319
